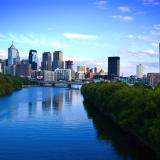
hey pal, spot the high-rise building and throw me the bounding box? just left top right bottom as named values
left=52, top=51, right=64, bottom=70
left=65, top=60, right=73, bottom=70
left=29, top=50, right=38, bottom=70
left=77, top=66, right=86, bottom=73
left=41, top=52, right=52, bottom=71
left=108, top=56, right=120, bottom=79
left=15, top=62, right=32, bottom=77
left=8, top=43, right=20, bottom=66
left=136, top=64, right=144, bottom=78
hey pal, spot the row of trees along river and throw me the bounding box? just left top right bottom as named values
left=0, top=73, right=31, bottom=96
left=81, top=82, right=160, bottom=158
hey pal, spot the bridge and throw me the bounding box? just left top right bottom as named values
left=31, top=79, right=92, bottom=88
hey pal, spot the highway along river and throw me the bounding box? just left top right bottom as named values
left=0, top=87, right=156, bottom=160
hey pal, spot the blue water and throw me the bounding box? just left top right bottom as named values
left=0, top=87, right=154, bottom=160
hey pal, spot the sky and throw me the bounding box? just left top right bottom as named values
left=0, top=0, right=160, bottom=75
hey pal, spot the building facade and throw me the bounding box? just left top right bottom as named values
left=65, top=60, right=73, bottom=70
left=136, top=64, right=144, bottom=78
left=147, top=73, right=160, bottom=87
left=8, top=43, right=20, bottom=66
left=52, top=51, right=64, bottom=70
left=41, top=52, right=52, bottom=71
left=54, top=69, right=71, bottom=81
left=108, top=56, right=120, bottom=80
left=29, top=50, right=38, bottom=70
left=43, top=70, right=54, bottom=81
left=15, top=63, right=32, bottom=77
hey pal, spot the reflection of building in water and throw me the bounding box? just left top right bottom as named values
left=65, top=90, right=73, bottom=105
left=53, top=93, right=63, bottom=112
left=28, top=102, right=37, bottom=116
left=42, top=97, right=51, bottom=112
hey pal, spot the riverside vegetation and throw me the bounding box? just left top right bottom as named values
left=0, top=73, right=31, bottom=96
left=81, top=82, right=160, bottom=156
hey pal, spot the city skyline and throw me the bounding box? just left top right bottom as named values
left=0, top=0, right=160, bottom=75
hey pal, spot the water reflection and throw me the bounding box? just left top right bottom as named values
left=28, top=102, right=37, bottom=116
left=84, top=102, right=158, bottom=160
left=65, top=89, right=73, bottom=105
left=52, top=93, right=63, bottom=113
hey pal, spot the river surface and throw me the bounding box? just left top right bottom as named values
left=0, top=87, right=156, bottom=160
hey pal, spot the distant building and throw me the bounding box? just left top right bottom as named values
left=41, top=52, right=52, bottom=71
left=77, top=66, right=86, bottom=73
left=15, top=62, right=32, bottom=77
left=147, top=73, right=160, bottom=87
left=54, top=69, right=71, bottom=81
left=108, top=56, right=120, bottom=80
left=52, top=51, right=64, bottom=70
left=4, top=65, right=16, bottom=76
left=43, top=70, right=54, bottom=81
left=136, top=64, right=144, bottom=78
left=8, top=43, right=20, bottom=66
left=0, top=59, right=7, bottom=73
left=29, top=50, right=38, bottom=70
left=65, top=60, right=73, bottom=70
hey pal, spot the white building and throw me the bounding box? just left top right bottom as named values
left=136, top=64, right=144, bottom=78
left=43, top=70, right=55, bottom=81
left=54, top=69, right=71, bottom=81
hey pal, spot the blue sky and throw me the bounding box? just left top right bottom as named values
left=0, top=0, right=160, bottom=75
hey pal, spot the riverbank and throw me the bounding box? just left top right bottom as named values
left=0, top=74, right=32, bottom=96
left=81, top=82, right=160, bottom=158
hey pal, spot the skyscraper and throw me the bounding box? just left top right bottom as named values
left=136, top=64, right=144, bottom=78
left=41, top=52, right=52, bottom=71
left=52, top=51, right=64, bottom=70
left=8, top=42, right=20, bottom=66
left=29, top=50, right=38, bottom=70
left=65, top=60, right=73, bottom=70
left=108, top=56, right=120, bottom=79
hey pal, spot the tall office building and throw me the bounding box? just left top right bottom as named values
left=8, top=43, right=20, bottom=66
left=52, top=51, right=64, bottom=70
left=108, top=56, right=120, bottom=79
left=29, top=50, right=38, bottom=70
left=41, top=52, right=52, bottom=71
left=136, top=64, right=144, bottom=78
left=65, top=60, right=73, bottom=70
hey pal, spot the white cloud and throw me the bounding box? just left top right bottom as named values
left=94, top=0, right=107, bottom=9
left=63, top=33, right=98, bottom=40
left=127, top=34, right=150, bottom=40
left=152, top=42, right=159, bottom=47
left=142, top=0, right=160, bottom=5
left=128, top=49, right=158, bottom=57
left=150, top=24, right=160, bottom=35
left=118, top=6, right=130, bottom=12
left=111, top=15, right=133, bottom=21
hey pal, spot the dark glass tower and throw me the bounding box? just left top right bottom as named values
left=29, top=50, right=38, bottom=70
left=108, top=57, right=120, bottom=79
left=65, top=60, right=73, bottom=70
left=52, top=51, right=64, bottom=71
left=41, top=52, right=52, bottom=71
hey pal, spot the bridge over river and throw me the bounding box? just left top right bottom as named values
left=31, top=79, right=92, bottom=88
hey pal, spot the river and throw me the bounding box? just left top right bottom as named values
left=0, top=87, right=156, bottom=160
